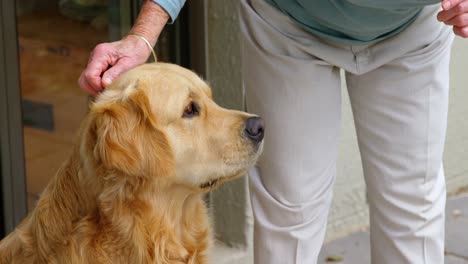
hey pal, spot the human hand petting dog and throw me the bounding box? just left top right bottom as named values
left=438, top=0, right=468, bottom=37
left=78, top=35, right=151, bottom=95
left=79, top=0, right=169, bottom=95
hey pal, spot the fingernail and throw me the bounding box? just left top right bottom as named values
left=443, top=0, right=451, bottom=10
left=103, top=77, right=111, bottom=86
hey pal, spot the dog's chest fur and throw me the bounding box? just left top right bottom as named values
left=70, top=196, right=211, bottom=263
left=0, top=155, right=212, bottom=264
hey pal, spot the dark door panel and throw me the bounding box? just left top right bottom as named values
left=0, top=0, right=28, bottom=238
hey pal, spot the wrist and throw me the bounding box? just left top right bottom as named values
left=122, top=34, right=153, bottom=59
left=127, top=32, right=158, bottom=62
left=130, top=0, right=169, bottom=47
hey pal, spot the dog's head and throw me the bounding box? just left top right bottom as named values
left=82, top=63, right=264, bottom=192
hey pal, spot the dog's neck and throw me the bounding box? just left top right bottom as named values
left=26, top=147, right=209, bottom=262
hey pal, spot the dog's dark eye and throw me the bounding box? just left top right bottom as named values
left=183, top=102, right=199, bottom=118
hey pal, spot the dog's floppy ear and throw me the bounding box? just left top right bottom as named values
left=89, top=87, right=173, bottom=177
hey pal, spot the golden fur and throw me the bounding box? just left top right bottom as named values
left=0, top=63, right=263, bottom=264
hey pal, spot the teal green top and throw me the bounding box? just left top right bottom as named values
left=266, top=0, right=441, bottom=44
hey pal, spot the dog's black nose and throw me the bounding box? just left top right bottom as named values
left=244, top=117, right=265, bottom=143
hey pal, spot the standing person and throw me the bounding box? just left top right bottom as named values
left=79, top=0, right=468, bottom=263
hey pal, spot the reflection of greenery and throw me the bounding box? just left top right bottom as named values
left=58, top=0, right=108, bottom=22
left=70, top=0, right=108, bottom=6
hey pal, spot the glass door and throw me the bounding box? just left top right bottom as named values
left=16, top=0, right=112, bottom=212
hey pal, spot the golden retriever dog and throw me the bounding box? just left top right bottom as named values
left=0, top=63, right=264, bottom=264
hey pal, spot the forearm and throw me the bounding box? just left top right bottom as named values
left=130, top=0, right=170, bottom=46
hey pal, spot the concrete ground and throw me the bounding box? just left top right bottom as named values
left=318, top=195, right=468, bottom=264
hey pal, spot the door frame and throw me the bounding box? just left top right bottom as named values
left=0, top=0, right=28, bottom=237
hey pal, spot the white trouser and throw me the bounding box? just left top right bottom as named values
left=240, top=0, right=454, bottom=263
